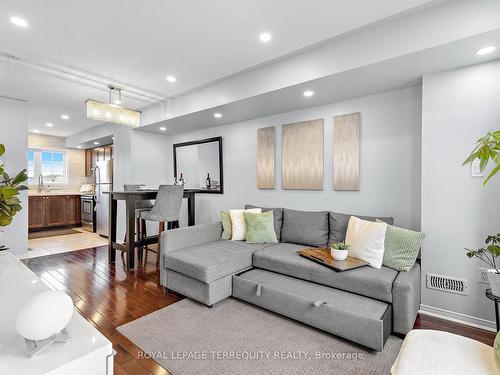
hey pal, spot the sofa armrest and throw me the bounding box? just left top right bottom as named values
left=161, top=222, right=222, bottom=254
left=392, top=262, right=421, bottom=335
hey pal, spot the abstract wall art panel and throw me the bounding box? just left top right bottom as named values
left=333, top=112, right=360, bottom=191
left=257, top=126, right=276, bottom=189
left=281, top=119, right=324, bottom=190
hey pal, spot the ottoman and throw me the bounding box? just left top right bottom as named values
left=391, top=329, right=498, bottom=375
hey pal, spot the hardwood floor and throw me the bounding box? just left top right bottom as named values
left=22, top=246, right=496, bottom=375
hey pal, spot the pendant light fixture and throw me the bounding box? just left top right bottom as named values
left=86, top=85, right=141, bottom=127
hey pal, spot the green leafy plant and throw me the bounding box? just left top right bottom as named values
left=330, top=242, right=350, bottom=250
left=463, top=131, right=500, bottom=185
left=0, top=144, right=28, bottom=251
left=465, top=233, right=500, bottom=274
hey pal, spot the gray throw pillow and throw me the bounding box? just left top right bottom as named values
left=329, top=212, right=394, bottom=245
left=245, top=204, right=283, bottom=240
left=281, top=209, right=329, bottom=248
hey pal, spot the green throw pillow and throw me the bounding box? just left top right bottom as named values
left=243, top=211, right=278, bottom=244
left=378, top=220, right=425, bottom=272
left=220, top=210, right=232, bottom=240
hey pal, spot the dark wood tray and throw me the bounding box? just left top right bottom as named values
left=297, top=248, right=368, bottom=272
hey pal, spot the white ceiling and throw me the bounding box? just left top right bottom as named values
left=138, top=29, right=500, bottom=135
left=0, top=0, right=432, bottom=136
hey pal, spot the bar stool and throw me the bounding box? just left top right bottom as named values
left=140, top=185, right=184, bottom=266
left=123, top=184, right=154, bottom=260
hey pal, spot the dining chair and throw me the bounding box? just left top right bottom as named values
left=140, top=185, right=184, bottom=266
left=123, top=184, right=154, bottom=260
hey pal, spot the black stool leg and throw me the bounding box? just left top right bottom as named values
left=136, top=217, right=143, bottom=261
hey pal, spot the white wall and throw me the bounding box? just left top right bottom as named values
left=166, top=86, right=422, bottom=230
left=0, top=96, right=28, bottom=254
left=421, top=60, right=500, bottom=328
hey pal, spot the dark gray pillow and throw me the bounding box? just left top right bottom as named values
left=281, top=209, right=329, bottom=248
left=245, top=204, right=284, bottom=240
left=329, top=212, right=394, bottom=245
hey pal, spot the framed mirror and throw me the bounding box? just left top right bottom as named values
left=173, top=136, right=223, bottom=194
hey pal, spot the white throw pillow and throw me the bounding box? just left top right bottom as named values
left=229, top=208, right=262, bottom=241
left=345, top=216, right=387, bottom=269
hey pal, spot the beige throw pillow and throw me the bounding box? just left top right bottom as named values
left=345, top=216, right=387, bottom=269
left=229, top=208, right=262, bottom=240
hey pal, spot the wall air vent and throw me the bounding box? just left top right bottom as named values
left=426, top=273, right=468, bottom=295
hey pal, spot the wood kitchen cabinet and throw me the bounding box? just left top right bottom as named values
left=28, top=196, right=46, bottom=229
left=29, top=195, right=81, bottom=230
left=66, top=195, right=81, bottom=225
left=84, top=145, right=113, bottom=177
left=46, top=196, right=67, bottom=227
left=85, top=149, right=93, bottom=176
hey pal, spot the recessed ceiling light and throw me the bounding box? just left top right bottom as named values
left=10, top=16, right=28, bottom=28
left=214, top=113, right=222, bottom=118
left=45, top=122, right=53, bottom=127
left=61, top=114, right=69, bottom=120
left=33, top=129, right=40, bottom=134
left=93, top=141, right=100, bottom=145
left=476, top=46, right=496, bottom=55
left=259, top=32, right=272, bottom=43
left=76, top=146, right=82, bottom=149
left=111, top=137, right=115, bottom=140
left=166, top=75, right=176, bottom=83
left=113, top=100, right=122, bottom=105
left=303, top=90, right=314, bottom=97
left=159, top=126, right=166, bottom=131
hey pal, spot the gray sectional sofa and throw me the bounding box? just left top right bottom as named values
left=159, top=206, right=420, bottom=351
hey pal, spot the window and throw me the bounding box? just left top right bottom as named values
left=27, top=149, right=67, bottom=185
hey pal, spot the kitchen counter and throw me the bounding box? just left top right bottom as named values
left=28, top=190, right=89, bottom=196
left=28, top=193, right=85, bottom=230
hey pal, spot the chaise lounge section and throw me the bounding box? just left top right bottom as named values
left=159, top=207, right=420, bottom=351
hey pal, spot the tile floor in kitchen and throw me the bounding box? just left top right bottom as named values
left=18, top=227, right=108, bottom=259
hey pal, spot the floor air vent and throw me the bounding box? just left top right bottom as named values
left=426, top=273, right=468, bottom=295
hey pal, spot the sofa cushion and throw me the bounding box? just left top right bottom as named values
left=229, top=208, right=262, bottom=240
left=253, top=243, right=398, bottom=302
left=329, top=212, right=394, bottom=245
left=245, top=205, right=284, bottom=240
left=244, top=211, right=278, bottom=244
left=165, top=240, right=275, bottom=283
left=281, top=209, right=329, bottom=247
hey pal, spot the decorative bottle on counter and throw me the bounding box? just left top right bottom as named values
left=206, top=173, right=211, bottom=188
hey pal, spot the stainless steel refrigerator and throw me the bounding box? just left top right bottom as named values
left=93, top=159, right=113, bottom=237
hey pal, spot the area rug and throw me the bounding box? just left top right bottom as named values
left=117, top=298, right=402, bottom=375
left=28, top=228, right=80, bottom=239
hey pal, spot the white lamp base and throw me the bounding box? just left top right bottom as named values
left=25, top=328, right=69, bottom=357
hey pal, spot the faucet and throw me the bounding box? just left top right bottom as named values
left=37, top=174, right=44, bottom=193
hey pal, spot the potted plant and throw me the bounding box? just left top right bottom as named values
left=330, top=242, right=350, bottom=261
left=462, top=130, right=500, bottom=185
left=465, top=234, right=500, bottom=295
left=0, top=144, right=28, bottom=252
left=463, top=131, right=500, bottom=294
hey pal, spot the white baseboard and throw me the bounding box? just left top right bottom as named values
left=419, top=304, right=497, bottom=332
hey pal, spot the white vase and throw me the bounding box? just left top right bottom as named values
left=487, top=269, right=500, bottom=296
left=331, top=248, right=348, bottom=261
